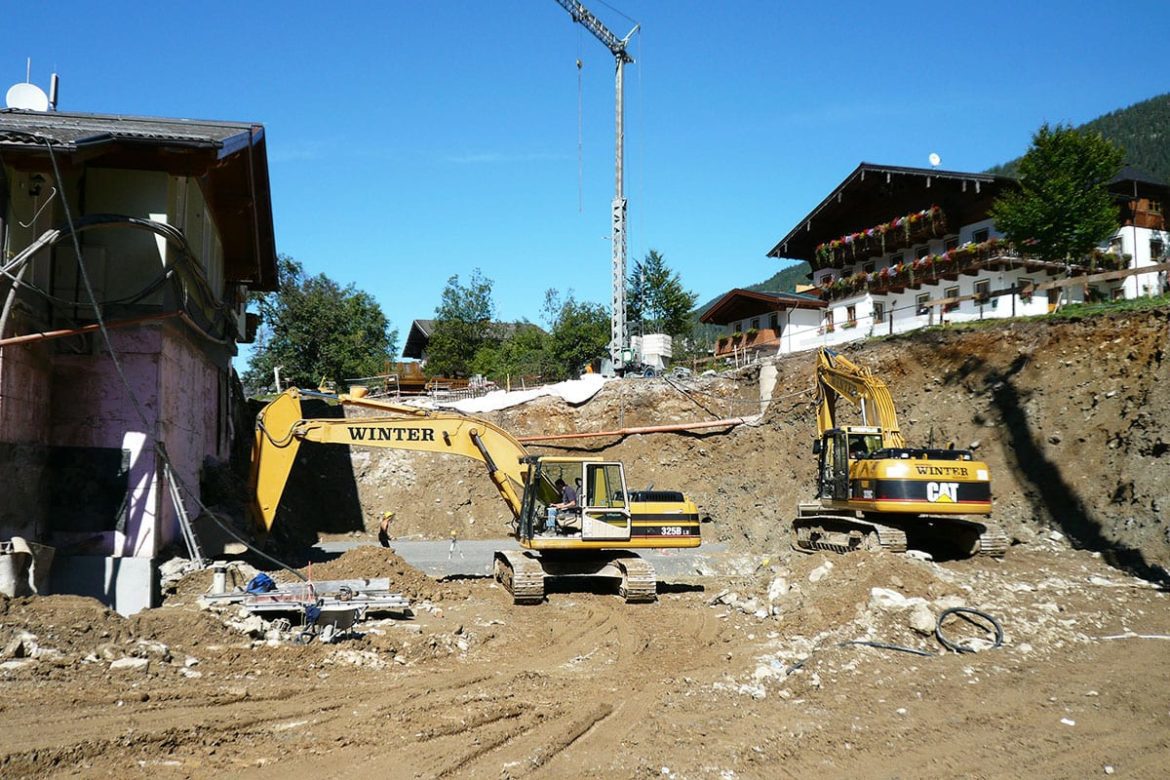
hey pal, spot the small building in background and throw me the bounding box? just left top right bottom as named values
left=0, top=106, right=277, bottom=613
left=699, top=289, right=825, bottom=360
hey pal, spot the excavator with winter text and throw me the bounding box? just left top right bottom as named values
left=793, top=348, right=1007, bottom=558
left=249, top=387, right=701, bottom=604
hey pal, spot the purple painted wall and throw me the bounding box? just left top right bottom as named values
left=0, top=334, right=52, bottom=539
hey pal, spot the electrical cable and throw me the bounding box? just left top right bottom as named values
left=36, top=135, right=307, bottom=583
left=784, top=607, right=1005, bottom=674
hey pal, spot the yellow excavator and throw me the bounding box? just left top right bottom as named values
left=249, top=387, right=701, bottom=604
left=794, top=348, right=1006, bottom=558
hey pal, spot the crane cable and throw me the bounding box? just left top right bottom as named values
left=576, top=27, right=584, bottom=213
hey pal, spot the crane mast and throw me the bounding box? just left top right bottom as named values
left=553, top=0, right=639, bottom=372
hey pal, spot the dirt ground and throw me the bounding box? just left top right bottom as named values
left=2, top=309, right=1169, bottom=778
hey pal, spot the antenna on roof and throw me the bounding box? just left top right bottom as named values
left=6, top=59, right=51, bottom=112
left=928, top=152, right=941, bottom=169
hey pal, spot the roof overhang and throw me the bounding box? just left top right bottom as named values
left=767, top=163, right=1015, bottom=269
left=402, top=319, right=434, bottom=360
left=700, top=288, right=825, bottom=325
left=0, top=109, right=278, bottom=290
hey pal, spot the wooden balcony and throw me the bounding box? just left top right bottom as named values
left=714, top=327, right=780, bottom=357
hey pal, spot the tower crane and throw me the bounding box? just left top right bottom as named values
left=553, top=0, right=639, bottom=372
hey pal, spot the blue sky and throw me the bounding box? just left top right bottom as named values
left=7, top=0, right=1169, bottom=362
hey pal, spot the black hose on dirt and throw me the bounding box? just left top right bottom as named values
left=830, top=607, right=1004, bottom=660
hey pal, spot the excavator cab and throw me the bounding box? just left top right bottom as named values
left=816, top=426, right=883, bottom=501
left=518, top=457, right=632, bottom=546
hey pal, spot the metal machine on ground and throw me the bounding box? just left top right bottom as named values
left=794, top=348, right=1006, bottom=558
left=249, top=388, right=701, bottom=604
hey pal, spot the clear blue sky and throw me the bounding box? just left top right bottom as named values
left=8, top=0, right=1169, bottom=362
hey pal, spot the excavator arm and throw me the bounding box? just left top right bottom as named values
left=815, top=348, right=905, bottom=448
left=249, top=388, right=548, bottom=533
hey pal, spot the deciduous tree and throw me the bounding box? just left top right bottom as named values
left=426, top=269, right=497, bottom=377
left=244, top=255, right=397, bottom=392
left=990, top=124, right=1124, bottom=262
left=541, top=290, right=609, bottom=380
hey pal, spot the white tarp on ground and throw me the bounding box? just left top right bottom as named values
left=446, top=373, right=608, bottom=414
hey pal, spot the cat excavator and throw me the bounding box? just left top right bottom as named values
left=249, top=387, right=701, bottom=604
left=794, top=348, right=1006, bottom=558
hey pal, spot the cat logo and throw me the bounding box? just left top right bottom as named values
left=927, top=481, right=959, bottom=503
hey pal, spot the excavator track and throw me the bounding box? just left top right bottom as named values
left=973, top=521, right=1009, bottom=558
left=493, top=550, right=545, bottom=605
left=793, top=513, right=909, bottom=555
left=614, top=556, right=657, bottom=604
left=794, top=504, right=1007, bottom=559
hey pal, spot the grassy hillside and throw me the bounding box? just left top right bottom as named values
left=988, top=92, right=1170, bottom=182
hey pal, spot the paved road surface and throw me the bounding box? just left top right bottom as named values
left=315, top=538, right=728, bottom=579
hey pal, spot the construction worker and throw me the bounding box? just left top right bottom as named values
left=378, top=511, right=395, bottom=547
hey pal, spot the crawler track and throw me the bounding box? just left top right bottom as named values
left=615, top=556, right=657, bottom=603
left=493, top=550, right=545, bottom=604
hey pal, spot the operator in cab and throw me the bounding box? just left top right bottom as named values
left=546, top=478, right=579, bottom=535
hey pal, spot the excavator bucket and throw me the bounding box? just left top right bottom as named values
left=248, top=389, right=305, bottom=533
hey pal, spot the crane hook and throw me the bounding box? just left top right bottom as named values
left=576, top=58, right=582, bottom=69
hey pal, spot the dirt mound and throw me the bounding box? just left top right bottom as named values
left=298, top=546, right=470, bottom=603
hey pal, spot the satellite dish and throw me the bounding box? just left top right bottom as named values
left=5, top=82, right=50, bottom=111
left=928, top=152, right=942, bottom=168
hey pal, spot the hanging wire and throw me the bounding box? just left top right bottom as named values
left=36, top=136, right=307, bottom=582
left=576, top=24, right=582, bottom=213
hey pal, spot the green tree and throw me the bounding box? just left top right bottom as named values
left=426, top=269, right=496, bottom=377
left=627, top=249, right=699, bottom=337
left=541, top=290, right=610, bottom=380
left=471, top=321, right=548, bottom=383
left=989, top=123, right=1124, bottom=262
left=244, top=255, right=397, bottom=392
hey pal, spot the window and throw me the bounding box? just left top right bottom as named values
left=872, top=302, right=885, bottom=323
left=972, top=228, right=989, bottom=244
left=1019, top=277, right=1035, bottom=302
left=750, top=318, right=760, bottom=331
left=944, top=286, right=960, bottom=313
left=1151, top=239, right=1165, bottom=259
left=975, top=280, right=991, bottom=304
left=846, top=305, right=857, bottom=325
left=1147, top=200, right=1163, bottom=215
left=916, top=246, right=930, bottom=260
left=769, top=313, right=779, bottom=330
left=822, top=309, right=835, bottom=333
left=1109, top=237, right=1124, bottom=253
left=916, top=294, right=930, bottom=316
left=944, top=237, right=959, bottom=252
left=734, top=323, right=742, bottom=333
left=863, top=262, right=874, bottom=274
left=889, top=252, right=903, bottom=265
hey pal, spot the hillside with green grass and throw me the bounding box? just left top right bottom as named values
left=988, top=93, right=1170, bottom=182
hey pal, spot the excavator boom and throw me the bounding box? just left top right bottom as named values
left=815, top=348, right=904, bottom=448
left=250, top=388, right=537, bottom=532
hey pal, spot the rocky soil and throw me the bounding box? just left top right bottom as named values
left=1, top=308, right=1168, bottom=778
